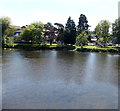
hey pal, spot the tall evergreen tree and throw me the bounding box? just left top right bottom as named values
left=64, top=17, right=76, bottom=45
left=77, top=14, right=89, bottom=33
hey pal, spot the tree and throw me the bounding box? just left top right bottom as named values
left=95, top=24, right=102, bottom=42
left=54, top=23, right=64, bottom=44
left=21, top=25, right=35, bottom=42
left=95, top=20, right=110, bottom=46
left=64, top=17, right=76, bottom=45
left=20, top=22, right=44, bottom=44
left=77, top=14, right=89, bottom=33
left=31, top=22, right=44, bottom=44
left=6, top=25, right=17, bottom=37
left=76, top=31, right=88, bottom=48
left=44, top=22, right=56, bottom=45
left=0, top=17, right=11, bottom=37
left=0, top=17, right=11, bottom=47
left=100, top=20, right=110, bottom=46
left=112, top=18, right=120, bottom=44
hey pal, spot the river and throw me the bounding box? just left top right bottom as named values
left=2, top=49, right=119, bottom=109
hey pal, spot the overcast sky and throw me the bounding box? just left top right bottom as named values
left=0, top=0, right=119, bottom=30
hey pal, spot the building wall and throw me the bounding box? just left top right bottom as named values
left=14, top=32, right=21, bottom=36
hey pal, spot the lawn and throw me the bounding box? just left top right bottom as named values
left=5, top=43, right=120, bottom=52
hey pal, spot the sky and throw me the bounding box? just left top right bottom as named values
left=0, top=0, right=120, bottom=31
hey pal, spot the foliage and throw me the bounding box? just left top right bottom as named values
left=76, top=31, right=88, bottom=47
left=100, top=20, right=110, bottom=45
left=21, top=25, right=35, bottom=42
left=44, top=22, right=56, bottom=45
left=0, top=17, right=11, bottom=46
left=31, top=22, right=44, bottom=43
left=95, top=24, right=102, bottom=40
left=95, top=20, right=110, bottom=46
left=54, top=23, right=65, bottom=44
left=77, top=14, right=89, bottom=33
left=64, top=17, right=76, bottom=45
left=1, top=15, right=120, bottom=49
left=112, top=18, right=120, bottom=44
left=0, top=17, right=11, bottom=36
left=6, top=25, right=17, bottom=37
left=0, top=17, right=18, bottom=47
left=20, top=22, right=44, bottom=44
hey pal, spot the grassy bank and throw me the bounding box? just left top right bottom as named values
left=76, top=46, right=120, bottom=53
left=3, top=43, right=120, bottom=53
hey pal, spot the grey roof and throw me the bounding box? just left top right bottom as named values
left=14, top=29, right=22, bottom=32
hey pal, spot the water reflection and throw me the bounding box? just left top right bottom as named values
left=84, top=53, right=118, bottom=86
left=2, top=49, right=119, bottom=109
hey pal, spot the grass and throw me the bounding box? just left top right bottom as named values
left=75, top=45, right=119, bottom=52
left=46, top=43, right=57, bottom=46
left=84, top=46, right=99, bottom=49
left=4, top=43, right=120, bottom=52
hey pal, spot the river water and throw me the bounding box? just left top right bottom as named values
left=2, top=49, right=119, bottom=109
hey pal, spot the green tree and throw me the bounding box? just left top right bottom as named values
left=21, top=22, right=44, bottom=44
left=64, top=17, right=76, bottom=45
left=95, top=20, right=110, bottom=46
left=6, top=25, right=17, bottom=37
left=21, top=25, right=35, bottom=42
left=44, top=22, right=56, bottom=45
left=77, top=14, right=89, bottom=33
left=112, top=18, right=120, bottom=44
left=0, top=17, right=11, bottom=47
left=95, top=24, right=102, bottom=42
left=0, top=17, right=11, bottom=36
left=54, top=23, right=64, bottom=44
left=76, top=31, right=88, bottom=48
left=31, top=22, right=44, bottom=44
left=100, top=20, right=110, bottom=46
left=95, top=24, right=102, bottom=38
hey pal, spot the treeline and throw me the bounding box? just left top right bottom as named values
left=0, top=14, right=120, bottom=48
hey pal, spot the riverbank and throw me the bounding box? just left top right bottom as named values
left=3, top=43, right=120, bottom=53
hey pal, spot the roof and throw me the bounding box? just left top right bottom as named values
left=91, top=38, right=97, bottom=41
left=14, top=29, right=22, bottom=33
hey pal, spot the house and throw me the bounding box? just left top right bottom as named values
left=14, top=25, right=26, bottom=36
left=91, top=36, right=97, bottom=42
left=13, top=26, right=27, bottom=42
left=14, top=29, right=22, bottom=36
left=88, top=36, right=97, bottom=46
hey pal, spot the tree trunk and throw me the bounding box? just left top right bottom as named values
left=81, top=44, right=83, bottom=49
